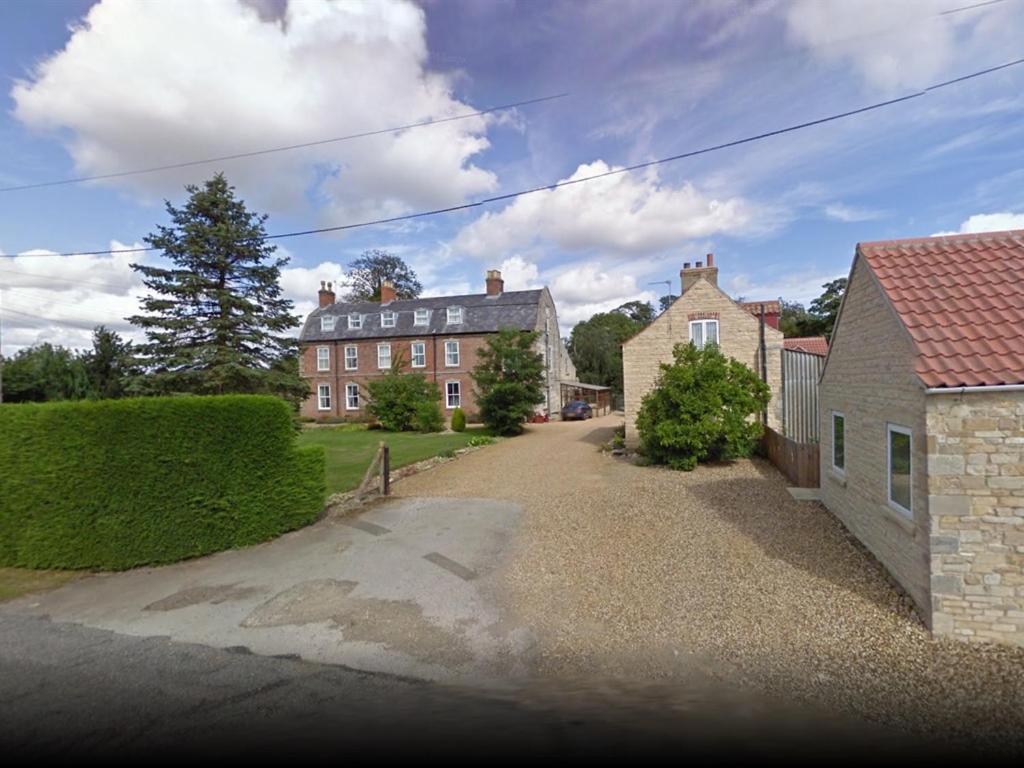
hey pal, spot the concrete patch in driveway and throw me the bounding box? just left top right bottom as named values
left=1, top=498, right=533, bottom=685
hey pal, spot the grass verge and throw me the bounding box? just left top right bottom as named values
left=297, top=426, right=489, bottom=495
left=0, top=567, right=80, bottom=602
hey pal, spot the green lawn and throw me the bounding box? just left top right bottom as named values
left=297, top=426, right=488, bottom=495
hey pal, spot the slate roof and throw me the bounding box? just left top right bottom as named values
left=299, top=289, right=544, bottom=342
left=858, top=229, right=1024, bottom=388
left=784, top=336, right=829, bottom=356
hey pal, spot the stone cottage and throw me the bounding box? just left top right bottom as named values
left=622, top=255, right=784, bottom=446
left=297, top=270, right=575, bottom=422
left=819, top=229, right=1024, bottom=646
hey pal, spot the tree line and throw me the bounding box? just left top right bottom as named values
left=1, top=174, right=424, bottom=405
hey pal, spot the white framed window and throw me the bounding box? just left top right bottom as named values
left=317, top=384, right=331, bottom=411
left=887, top=424, right=912, bottom=517
left=377, top=343, right=391, bottom=369
left=447, top=306, right=463, bottom=324
left=414, top=308, right=430, bottom=326
left=316, top=346, right=330, bottom=372
left=320, top=315, right=335, bottom=332
left=381, top=310, right=396, bottom=328
left=444, top=340, right=460, bottom=367
left=348, top=313, right=362, bottom=330
left=344, top=345, right=357, bottom=370
left=411, top=341, right=426, bottom=368
left=345, top=383, right=360, bottom=410
left=689, top=319, right=719, bottom=349
left=832, top=411, right=845, bottom=474
left=446, top=380, right=461, bottom=409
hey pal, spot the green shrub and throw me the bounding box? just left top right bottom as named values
left=636, top=343, right=770, bottom=471
left=467, top=435, right=495, bottom=447
left=413, top=401, right=444, bottom=433
left=0, top=395, right=325, bottom=570
left=450, top=407, right=466, bottom=432
left=471, top=329, right=545, bottom=436
left=437, top=449, right=456, bottom=459
left=366, top=366, right=441, bottom=432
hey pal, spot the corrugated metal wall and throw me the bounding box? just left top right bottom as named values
left=782, top=349, right=824, bottom=443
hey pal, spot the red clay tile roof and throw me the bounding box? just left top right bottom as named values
left=784, top=336, right=829, bottom=356
left=740, top=300, right=781, bottom=316
left=858, top=229, right=1024, bottom=388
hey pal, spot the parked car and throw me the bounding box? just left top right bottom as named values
left=561, top=400, right=593, bottom=420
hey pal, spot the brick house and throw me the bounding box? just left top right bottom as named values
left=819, top=229, right=1024, bottom=646
left=622, top=254, right=784, bottom=446
left=298, top=270, right=575, bottom=422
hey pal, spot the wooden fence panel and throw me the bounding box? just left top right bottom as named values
left=763, top=426, right=820, bottom=488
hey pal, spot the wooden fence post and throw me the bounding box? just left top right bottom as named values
left=381, top=442, right=390, bottom=496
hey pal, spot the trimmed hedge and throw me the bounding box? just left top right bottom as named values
left=0, top=395, right=325, bottom=570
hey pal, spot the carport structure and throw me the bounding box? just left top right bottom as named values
left=559, top=381, right=613, bottom=416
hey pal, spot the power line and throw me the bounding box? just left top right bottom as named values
left=0, top=93, right=568, bottom=193
left=940, top=0, right=1008, bottom=15
left=0, top=267, right=139, bottom=291
left=8, top=55, right=1021, bottom=261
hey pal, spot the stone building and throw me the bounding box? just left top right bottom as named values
left=297, top=269, right=574, bottom=422
left=819, top=229, right=1024, bottom=646
left=622, top=254, right=784, bottom=446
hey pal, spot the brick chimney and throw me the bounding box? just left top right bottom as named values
left=318, top=280, right=335, bottom=308
left=379, top=280, right=397, bottom=304
left=680, top=253, right=718, bottom=294
left=485, top=269, right=504, bottom=297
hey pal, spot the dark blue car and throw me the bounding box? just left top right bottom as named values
left=561, top=400, right=593, bottom=420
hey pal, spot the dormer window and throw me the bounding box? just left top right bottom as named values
left=414, top=308, right=430, bottom=326
left=348, top=313, right=363, bottom=330
left=321, top=315, right=336, bottom=332
left=447, top=307, right=463, bottom=325
left=381, top=310, right=396, bottom=328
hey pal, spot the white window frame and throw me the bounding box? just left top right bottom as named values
left=444, top=339, right=460, bottom=367
left=887, top=423, right=913, bottom=517
left=320, top=315, right=335, bottom=332
left=381, top=310, right=396, bottom=328
left=345, top=383, right=360, bottom=411
left=831, top=411, right=845, bottom=475
left=414, top=308, right=430, bottom=326
left=445, top=380, right=461, bottom=409
left=316, top=346, right=330, bottom=372
left=688, top=319, right=719, bottom=349
left=348, top=313, right=363, bottom=330
left=344, top=345, right=358, bottom=371
left=317, top=384, right=331, bottom=411
left=411, top=341, right=426, bottom=368
left=377, top=343, right=391, bottom=369
left=447, top=306, right=463, bottom=325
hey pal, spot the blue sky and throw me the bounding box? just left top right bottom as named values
left=2, top=0, right=1023, bottom=353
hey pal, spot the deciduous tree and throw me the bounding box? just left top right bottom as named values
left=471, top=329, right=544, bottom=436
left=345, top=250, right=422, bottom=302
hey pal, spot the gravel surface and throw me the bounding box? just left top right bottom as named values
left=394, top=414, right=1024, bottom=752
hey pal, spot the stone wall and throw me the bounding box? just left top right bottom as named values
left=927, top=391, right=1024, bottom=646
left=818, top=255, right=932, bottom=617
left=622, top=277, right=783, bottom=446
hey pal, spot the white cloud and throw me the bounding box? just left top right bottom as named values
left=726, top=268, right=847, bottom=307
left=783, top=0, right=1021, bottom=92
left=498, top=256, right=541, bottom=290
left=12, top=0, right=496, bottom=223
left=452, top=161, right=769, bottom=258
left=824, top=203, right=884, bottom=223
left=932, top=211, right=1024, bottom=236
left=0, top=243, right=147, bottom=355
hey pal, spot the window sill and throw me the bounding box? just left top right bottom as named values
left=826, top=469, right=847, bottom=488
left=880, top=502, right=916, bottom=535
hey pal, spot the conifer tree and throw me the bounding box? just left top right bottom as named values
left=128, top=174, right=306, bottom=403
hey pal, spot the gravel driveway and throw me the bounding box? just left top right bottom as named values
left=394, top=414, right=1024, bottom=752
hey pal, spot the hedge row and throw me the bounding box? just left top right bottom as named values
left=0, top=395, right=325, bottom=570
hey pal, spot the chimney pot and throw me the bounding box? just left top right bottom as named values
left=485, top=269, right=504, bottom=297
left=379, top=280, right=397, bottom=305
left=683, top=262, right=691, bottom=269
left=695, top=261, right=703, bottom=268
left=318, top=279, right=336, bottom=308
left=706, top=253, right=714, bottom=266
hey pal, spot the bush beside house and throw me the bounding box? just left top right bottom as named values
left=0, top=395, right=325, bottom=570
left=636, top=343, right=770, bottom=470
